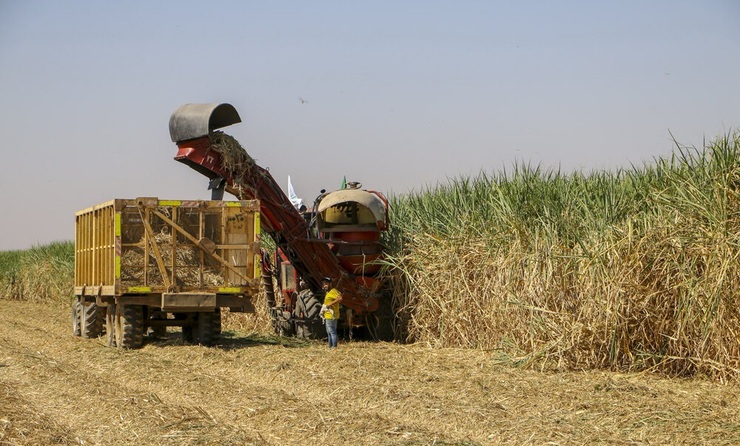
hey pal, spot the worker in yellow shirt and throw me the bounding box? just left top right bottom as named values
left=320, top=277, right=343, bottom=348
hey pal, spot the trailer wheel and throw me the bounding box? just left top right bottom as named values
left=71, top=300, right=82, bottom=336
left=81, top=302, right=105, bottom=338
left=106, top=304, right=117, bottom=347
left=115, top=304, right=144, bottom=349
left=175, top=313, right=194, bottom=343
left=147, top=310, right=167, bottom=338
left=213, top=308, right=222, bottom=338
left=193, top=311, right=220, bottom=346
left=294, top=290, right=323, bottom=340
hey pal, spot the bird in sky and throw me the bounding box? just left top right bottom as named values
left=299, top=96, right=309, bottom=104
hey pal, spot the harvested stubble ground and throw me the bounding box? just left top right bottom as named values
left=1, top=300, right=739, bottom=446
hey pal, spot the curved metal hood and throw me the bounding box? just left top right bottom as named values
left=169, top=103, right=241, bottom=143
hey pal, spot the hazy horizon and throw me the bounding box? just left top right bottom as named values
left=1, top=0, right=739, bottom=250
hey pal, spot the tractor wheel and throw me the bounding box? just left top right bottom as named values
left=81, top=302, right=105, bottom=339
left=115, top=304, right=144, bottom=349
left=71, top=300, right=82, bottom=336
left=294, top=290, right=324, bottom=340
left=106, top=304, right=117, bottom=347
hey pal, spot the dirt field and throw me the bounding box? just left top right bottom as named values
left=1, top=300, right=738, bottom=445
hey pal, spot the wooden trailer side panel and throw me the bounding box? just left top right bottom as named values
left=74, top=198, right=261, bottom=297
left=74, top=199, right=118, bottom=295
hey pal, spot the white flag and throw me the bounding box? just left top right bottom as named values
left=288, top=176, right=303, bottom=209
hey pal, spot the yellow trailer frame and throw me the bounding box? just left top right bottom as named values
left=72, top=197, right=261, bottom=348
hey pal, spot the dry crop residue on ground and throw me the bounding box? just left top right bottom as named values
left=1, top=300, right=738, bottom=446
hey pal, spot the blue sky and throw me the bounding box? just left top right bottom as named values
left=1, top=0, right=739, bottom=250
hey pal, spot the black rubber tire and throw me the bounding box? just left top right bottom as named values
left=175, top=313, right=194, bottom=343
left=71, top=300, right=82, bottom=337
left=147, top=310, right=167, bottom=338
left=193, top=311, right=220, bottom=346
left=115, top=304, right=144, bottom=349
left=294, top=290, right=324, bottom=340
left=106, top=304, right=117, bottom=347
left=265, top=271, right=294, bottom=336
left=366, top=295, right=396, bottom=342
left=182, top=326, right=194, bottom=343
left=81, top=302, right=105, bottom=339
left=292, top=294, right=303, bottom=338
left=213, top=308, right=222, bottom=338
left=276, top=310, right=294, bottom=337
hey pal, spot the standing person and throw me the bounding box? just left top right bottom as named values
left=321, top=277, right=343, bottom=348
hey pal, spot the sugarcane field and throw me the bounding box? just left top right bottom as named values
left=2, top=127, right=740, bottom=445
left=6, top=2, right=740, bottom=444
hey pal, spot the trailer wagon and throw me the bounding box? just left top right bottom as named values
left=71, top=197, right=261, bottom=348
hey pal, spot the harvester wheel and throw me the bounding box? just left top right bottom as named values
left=71, top=300, right=82, bottom=336
left=81, top=302, right=105, bottom=339
left=365, top=294, right=396, bottom=342
left=106, top=304, right=117, bottom=347
left=115, top=304, right=144, bottom=349
left=274, top=310, right=294, bottom=337
left=294, top=290, right=323, bottom=340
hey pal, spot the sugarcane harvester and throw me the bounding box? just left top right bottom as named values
left=169, top=103, right=394, bottom=340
